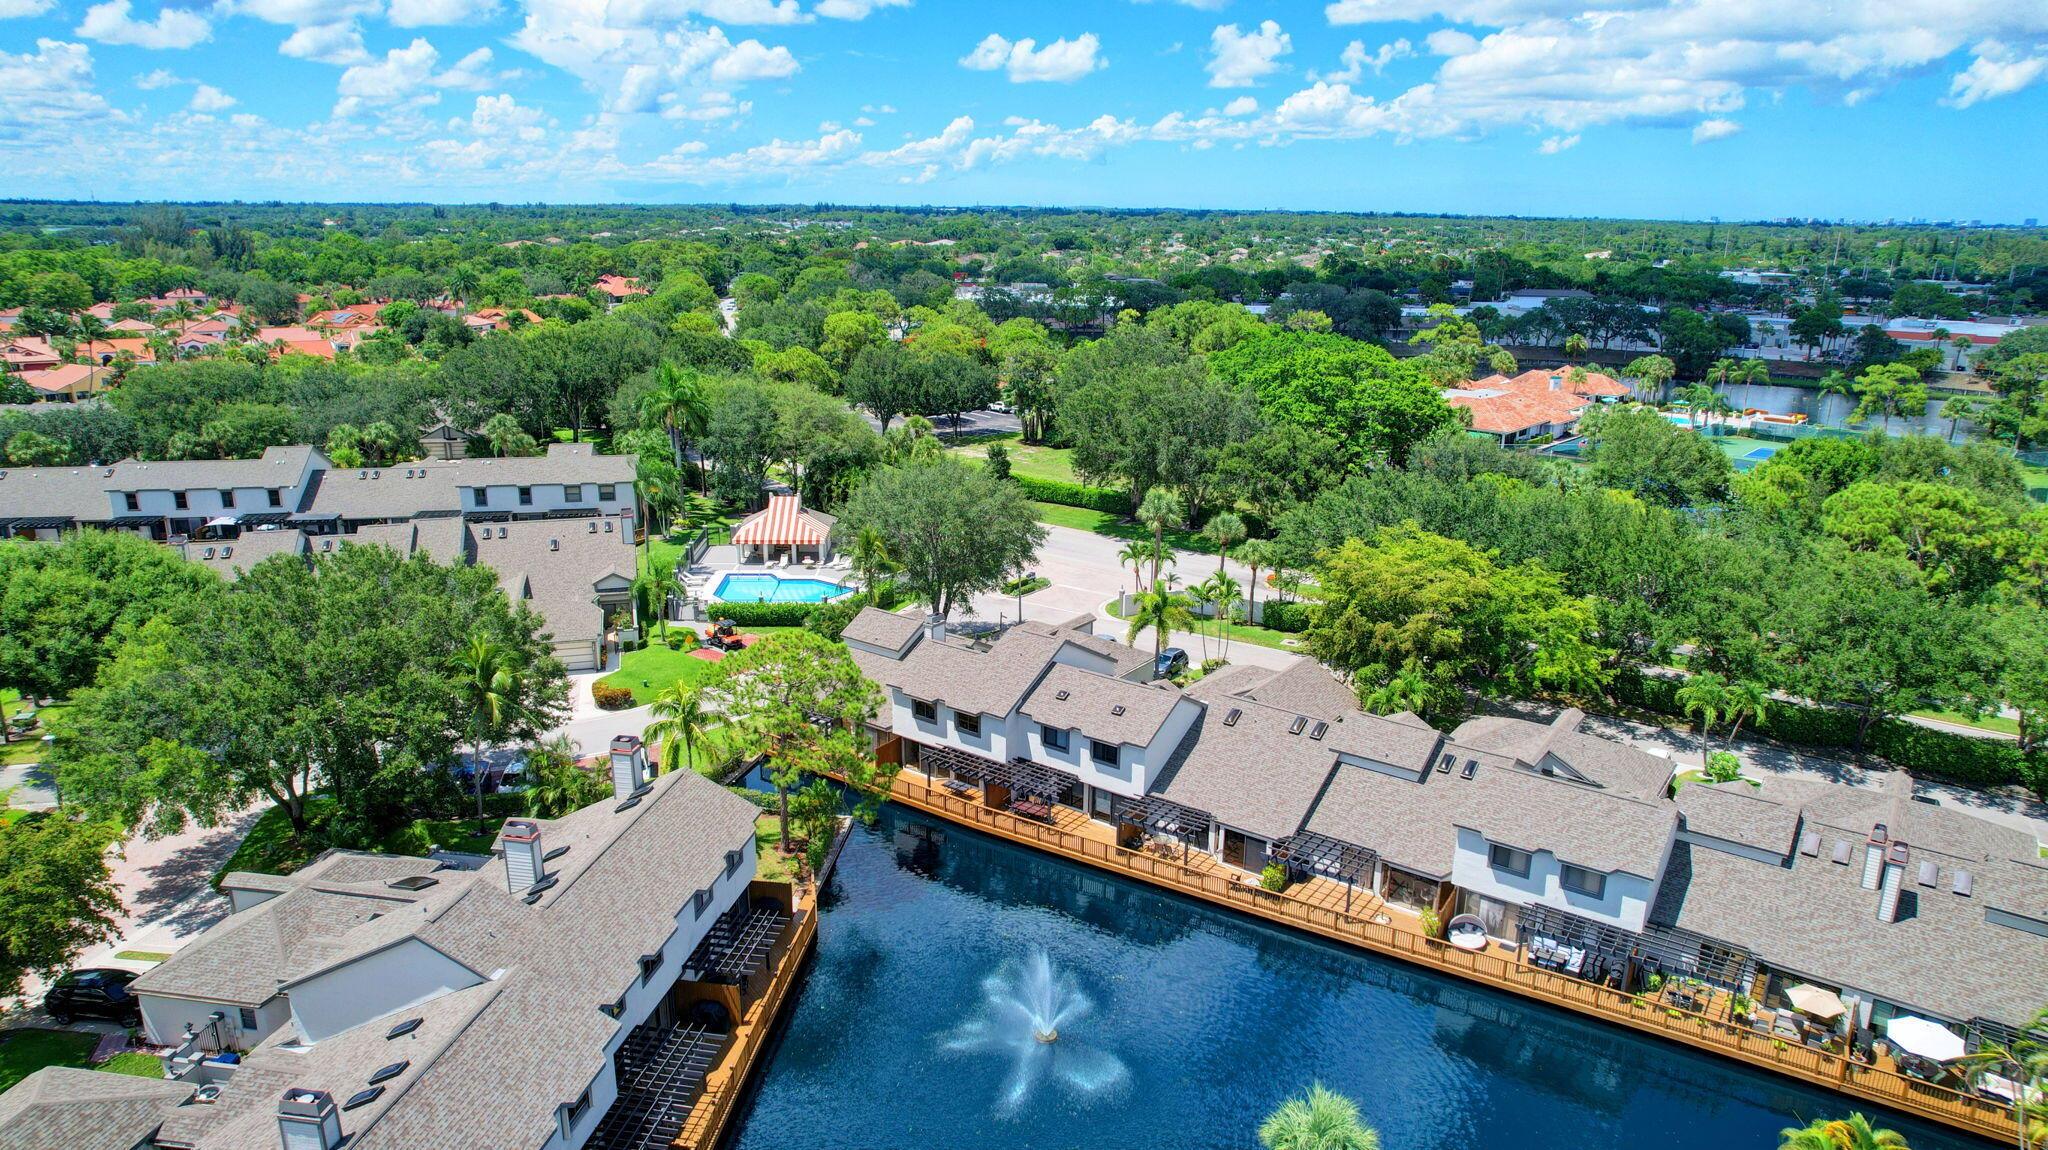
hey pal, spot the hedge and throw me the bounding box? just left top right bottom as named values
left=1607, top=667, right=2044, bottom=794
left=1009, top=474, right=1133, bottom=516
left=1259, top=600, right=1314, bottom=633
left=708, top=600, right=820, bottom=627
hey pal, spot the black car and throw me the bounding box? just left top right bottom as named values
left=44, top=967, right=141, bottom=1025
left=1155, top=647, right=1189, bottom=680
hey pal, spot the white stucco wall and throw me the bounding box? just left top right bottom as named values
left=461, top=482, right=631, bottom=518
left=1449, top=827, right=1662, bottom=933
left=139, top=993, right=291, bottom=1051
left=223, top=886, right=285, bottom=913
left=287, top=939, right=486, bottom=1043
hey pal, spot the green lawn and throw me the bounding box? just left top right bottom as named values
left=94, top=1052, right=165, bottom=1078
left=2023, top=463, right=2047, bottom=503
left=641, top=494, right=747, bottom=580
left=0, top=1029, right=99, bottom=1091
left=753, top=813, right=797, bottom=884
left=948, top=436, right=1083, bottom=485
left=1029, top=502, right=1212, bottom=555
left=1910, top=710, right=2022, bottom=737
left=1103, top=594, right=1307, bottom=653
left=598, top=627, right=804, bottom=706
left=213, top=790, right=529, bottom=885
left=0, top=690, right=63, bottom=769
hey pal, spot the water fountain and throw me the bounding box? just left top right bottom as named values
left=941, top=948, right=1129, bottom=1117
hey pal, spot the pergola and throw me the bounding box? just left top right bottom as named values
left=1516, top=903, right=1755, bottom=992
left=985, top=757, right=1079, bottom=804
left=686, top=898, right=790, bottom=990
left=1119, top=795, right=1212, bottom=861
left=1273, top=831, right=1378, bottom=913
left=919, top=743, right=1003, bottom=784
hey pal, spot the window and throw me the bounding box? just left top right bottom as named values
left=565, top=484, right=583, bottom=502
left=472, top=486, right=489, bottom=507
left=123, top=492, right=139, bottom=512
left=267, top=487, right=282, bottom=507
left=559, top=1090, right=592, bottom=1137
left=639, top=953, right=661, bottom=984
left=1090, top=740, right=1118, bottom=767
left=912, top=699, right=938, bottom=723
left=1560, top=864, right=1606, bottom=899
left=1488, top=843, right=1532, bottom=878
left=1040, top=725, right=1069, bottom=752
left=598, top=484, right=618, bottom=501
left=690, top=888, right=713, bottom=918
left=238, top=1006, right=259, bottom=1030
left=724, top=848, right=743, bottom=877
left=517, top=485, right=533, bottom=506
left=955, top=711, right=981, bottom=737
left=172, top=491, right=188, bottom=510
left=219, top=489, right=235, bottom=508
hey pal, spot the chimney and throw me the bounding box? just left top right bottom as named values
left=924, top=613, right=945, bottom=644
left=502, top=819, right=545, bottom=892
left=609, top=734, right=649, bottom=795
left=1877, top=841, right=1910, bottom=923
left=1860, top=823, right=1887, bottom=890
left=277, top=1088, right=343, bottom=1150
left=1549, top=373, right=1563, bottom=391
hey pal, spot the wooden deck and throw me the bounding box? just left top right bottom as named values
left=669, top=879, right=819, bottom=1150
left=880, top=771, right=2019, bottom=1144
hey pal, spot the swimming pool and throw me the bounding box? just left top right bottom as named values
left=712, top=573, right=851, bottom=603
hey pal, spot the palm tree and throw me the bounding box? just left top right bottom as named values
left=1203, top=511, right=1246, bottom=573
left=1563, top=332, right=1588, bottom=358
left=640, top=363, right=712, bottom=486
left=1200, top=571, right=1240, bottom=663
left=1136, top=488, right=1183, bottom=585
left=1818, top=369, right=1855, bottom=425
left=1959, top=1002, right=2047, bottom=1150
left=1237, top=538, right=1275, bottom=629
left=1777, top=1113, right=1909, bottom=1150
left=1736, top=357, right=1771, bottom=409
left=851, top=525, right=895, bottom=606
left=1117, top=539, right=1150, bottom=595
left=1940, top=396, right=1977, bottom=443
left=1675, top=673, right=1727, bottom=765
left=523, top=735, right=599, bottom=817
left=1950, top=334, right=1973, bottom=372
left=1185, top=580, right=1216, bottom=663
left=1709, top=356, right=1739, bottom=398
left=452, top=635, right=524, bottom=833
left=1258, top=1083, right=1380, bottom=1150
left=447, top=266, right=480, bottom=310
left=644, top=683, right=712, bottom=777
left=1362, top=660, right=1434, bottom=718
left=71, top=313, right=111, bottom=365
left=1125, top=579, right=1191, bottom=669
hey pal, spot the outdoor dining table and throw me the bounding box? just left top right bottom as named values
left=1010, top=798, right=1052, bottom=822
left=1976, top=1073, right=2021, bottom=1103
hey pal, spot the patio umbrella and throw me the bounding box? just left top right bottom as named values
left=1785, top=984, right=1847, bottom=1020
left=1886, top=1017, right=1965, bottom=1062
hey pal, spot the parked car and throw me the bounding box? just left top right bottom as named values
left=1154, top=647, right=1188, bottom=680
left=44, top=967, right=140, bottom=1025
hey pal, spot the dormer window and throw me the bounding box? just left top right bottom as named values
left=912, top=699, right=937, bottom=723
left=565, top=484, right=583, bottom=502
left=518, top=485, right=533, bottom=506
left=472, top=486, right=488, bottom=507
left=955, top=712, right=981, bottom=737
left=123, top=492, right=139, bottom=512
left=267, top=487, right=283, bottom=507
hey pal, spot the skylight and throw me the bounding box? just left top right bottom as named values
left=386, top=1018, right=422, bottom=1040
left=368, top=1060, right=409, bottom=1085
left=344, top=1086, right=385, bottom=1110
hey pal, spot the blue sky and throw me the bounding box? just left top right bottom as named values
left=4, top=0, right=2046, bottom=219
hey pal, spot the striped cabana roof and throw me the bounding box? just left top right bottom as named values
left=730, top=494, right=828, bottom=547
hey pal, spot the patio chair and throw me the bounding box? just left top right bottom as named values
left=1565, top=948, right=1585, bottom=976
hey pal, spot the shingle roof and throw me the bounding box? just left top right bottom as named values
left=0, top=1067, right=190, bottom=1150
left=839, top=606, right=923, bottom=653
left=0, top=463, right=118, bottom=524
left=103, top=446, right=320, bottom=494
left=1238, top=660, right=1359, bottom=720
left=467, top=519, right=636, bottom=643
left=1020, top=665, right=1183, bottom=747
left=876, top=625, right=1067, bottom=718
left=1151, top=687, right=1341, bottom=842
left=181, top=529, right=307, bottom=579
left=1675, top=780, right=1803, bottom=854
left=1451, top=712, right=1674, bottom=802
left=306, top=444, right=633, bottom=521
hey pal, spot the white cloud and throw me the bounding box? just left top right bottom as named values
left=231, top=0, right=380, bottom=25
left=1206, top=20, right=1289, bottom=88
left=1221, top=94, right=1256, bottom=115
left=333, top=38, right=494, bottom=118
left=1323, top=37, right=1410, bottom=83
left=1537, top=132, right=1576, bottom=153
left=463, top=92, right=549, bottom=141
left=510, top=1, right=800, bottom=115
left=1423, top=29, right=1476, bottom=57
left=959, top=32, right=1105, bottom=83
left=1945, top=40, right=2048, bottom=107
left=813, top=0, right=906, bottom=18
left=188, top=82, right=234, bottom=110
left=386, top=0, right=500, bottom=27
left=134, top=66, right=183, bottom=87
left=0, top=0, right=55, bottom=18
left=76, top=1, right=212, bottom=49
left=279, top=21, right=370, bottom=64
left=0, top=39, right=126, bottom=150
left=1691, top=117, right=1741, bottom=143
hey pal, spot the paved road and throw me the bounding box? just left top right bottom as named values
left=858, top=408, right=1022, bottom=439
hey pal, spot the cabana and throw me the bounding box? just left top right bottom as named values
left=729, top=493, right=836, bottom=566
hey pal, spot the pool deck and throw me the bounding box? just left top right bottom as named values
left=871, top=767, right=2019, bottom=1145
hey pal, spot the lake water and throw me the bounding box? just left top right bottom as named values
left=727, top=806, right=1985, bottom=1150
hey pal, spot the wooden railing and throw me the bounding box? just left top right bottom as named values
left=883, top=772, right=2019, bottom=1143
left=673, top=902, right=818, bottom=1150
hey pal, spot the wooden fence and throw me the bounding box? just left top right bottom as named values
left=883, top=772, right=2019, bottom=1143
left=674, top=903, right=818, bottom=1150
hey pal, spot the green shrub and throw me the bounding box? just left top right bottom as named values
left=1260, top=861, right=1289, bottom=891
left=711, top=600, right=819, bottom=627
left=804, top=599, right=863, bottom=641
left=592, top=683, right=636, bottom=710
left=1009, top=473, right=1133, bottom=515
left=1259, top=600, right=1314, bottom=633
